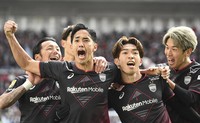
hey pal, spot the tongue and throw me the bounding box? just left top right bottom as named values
left=78, top=54, right=85, bottom=59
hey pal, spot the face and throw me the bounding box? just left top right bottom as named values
left=71, top=29, right=97, bottom=65
left=61, top=32, right=73, bottom=56
left=35, top=41, right=62, bottom=62
left=114, top=43, right=142, bottom=75
left=164, top=38, right=189, bottom=70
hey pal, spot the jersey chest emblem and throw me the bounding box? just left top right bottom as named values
left=184, top=76, right=191, bottom=85
left=148, top=83, right=156, bottom=92
left=99, top=73, right=106, bottom=82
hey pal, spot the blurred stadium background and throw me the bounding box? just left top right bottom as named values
left=0, top=0, right=200, bottom=122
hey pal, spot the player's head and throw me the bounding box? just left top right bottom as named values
left=112, top=36, right=144, bottom=59
left=162, top=26, right=198, bottom=69
left=163, top=26, right=197, bottom=52
left=112, top=36, right=144, bottom=73
left=71, top=23, right=97, bottom=43
left=70, top=23, right=98, bottom=64
left=61, top=25, right=75, bottom=61
left=32, top=37, right=62, bottom=62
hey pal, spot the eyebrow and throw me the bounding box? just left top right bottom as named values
left=165, top=44, right=178, bottom=48
left=122, top=48, right=138, bottom=51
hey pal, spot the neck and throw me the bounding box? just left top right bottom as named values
left=63, top=55, right=74, bottom=62
left=121, top=71, right=142, bottom=84
left=75, top=60, right=94, bottom=72
left=63, top=51, right=75, bottom=62
left=177, top=57, right=192, bottom=70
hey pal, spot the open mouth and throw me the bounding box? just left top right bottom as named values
left=50, top=57, right=59, bottom=61
left=78, top=50, right=86, bottom=59
left=127, top=61, right=135, bottom=67
left=167, top=58, right=175, bottom=65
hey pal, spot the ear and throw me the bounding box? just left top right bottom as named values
left=185, top=48, right=193, bottom=57
left=61, top=40, right=66, bottom=48
left=93, top=43, right=98, bottom=52
left=139, top=58, right=143, bottom=66
left=35, top=54, right=41, bottom=61
left=114, top=58, right=120, bottom=68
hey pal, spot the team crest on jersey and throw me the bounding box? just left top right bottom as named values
left=148, top=83, right=157, bottom=92
left=184, top=76, right=191, bottom=85
left=119, top=92, right=124, bottom=99
left=99, top=73, right=106, bottom=82
left=67, top=73, right=74, bottom=79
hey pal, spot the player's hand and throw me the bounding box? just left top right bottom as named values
left=109, top=83, right=124, bottom=91
left=159, top=66, right=170, bottom=79
left=140, top=67, right=160, bottom=75
left=4, top=20, right=17, bottom=36
left=93, top=56, right=107, bottom=73
left=26, top=71, right=43, bottom=85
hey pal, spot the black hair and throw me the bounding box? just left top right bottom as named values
left=62, top=26, right=74, bottom=40
left=32, top=37, right=57, bottom=59
left=70, top=23, right=97, bottom=43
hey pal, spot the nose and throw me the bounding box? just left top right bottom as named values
left=52, top=48, right=60, bottom=55
left=166, top=49, right=172, bottom=56
left=128, top=53, right=134, bottom=59
left=78, top=41, right=84, bottom=48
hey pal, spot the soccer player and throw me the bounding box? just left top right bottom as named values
left=0, top=37, right=67, bottom=123
left=108, top=36, right=189, bottom=123
left=4, top=20, right=118, bottom=123
left=163, top=26, right=200, bottom=123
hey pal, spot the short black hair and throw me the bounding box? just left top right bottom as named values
left=32, top=37, right=57, bottom=59
left=70, top=23, right=97, bottom=43
left=62, top=25, right=74, bottom=40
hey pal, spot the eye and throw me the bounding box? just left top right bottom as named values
left=83, top=39, right=89, bottom=42
left=133, top=51, right=139, bottom=55
left=121, top=51, right=128, bottom=54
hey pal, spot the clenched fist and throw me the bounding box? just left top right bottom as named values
left=4, top=20, right=18, bottom=36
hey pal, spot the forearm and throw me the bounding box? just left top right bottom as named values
left=173, top=85, right=199, bottom=106
left=167, top=97, right=200, bottom=123
left=0, top=86, right=26, bottom=109
left=167, top=78, right=198, bottom=106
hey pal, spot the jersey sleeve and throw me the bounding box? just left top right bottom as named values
left=39, top=61, right=69, bottom=80
left=174, top=84, right=200, bottom=106
left=161, top=77, right=175, bottom=102
left=5, top=75, right=27, bottom=93
left=173, top=65, right=200, bottom=106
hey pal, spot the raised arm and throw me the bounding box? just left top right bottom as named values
left=4, top=20, right=40, bottom=76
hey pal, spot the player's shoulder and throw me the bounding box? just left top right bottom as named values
left=190, top=62, right=200, bottom=74
left=6, top=74, right=27, bottom=91
left=146, top=74, right=165, bottom=83
left=15, top=75, right=27, bottom=82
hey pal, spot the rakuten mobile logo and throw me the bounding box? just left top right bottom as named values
left=67, top=87, right=104, bottom=93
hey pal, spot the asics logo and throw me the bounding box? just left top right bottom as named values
left=67, top=73, right=74, bottom=79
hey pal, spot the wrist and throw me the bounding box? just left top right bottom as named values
left=22, top=79, right=34, bottom=91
